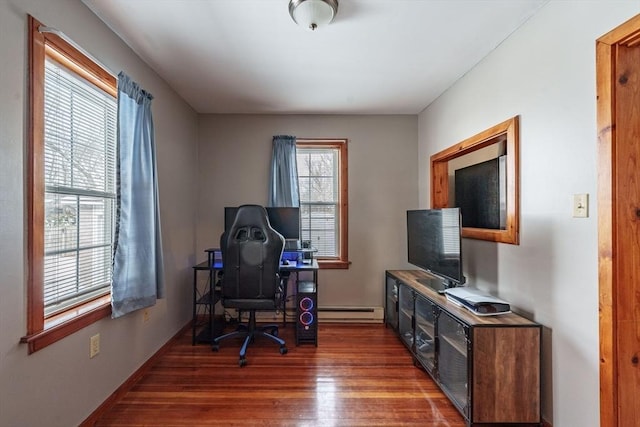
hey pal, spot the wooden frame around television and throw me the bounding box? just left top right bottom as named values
left=430, top=116, right=520, bottom=245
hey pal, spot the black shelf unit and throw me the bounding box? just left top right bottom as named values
left=192, top=260, right=222, bottom=345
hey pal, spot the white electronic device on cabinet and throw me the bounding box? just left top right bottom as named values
left=444, top=287, right=511, bottom=316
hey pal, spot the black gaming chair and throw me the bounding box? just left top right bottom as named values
left=212, top=204, right=288, bottom=366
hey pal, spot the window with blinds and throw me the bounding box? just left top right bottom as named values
left=43, top=56, right=117, bottom=317
left=297, top=146, right=340, bottom=258
left=441, top=208, right=461, bottom=256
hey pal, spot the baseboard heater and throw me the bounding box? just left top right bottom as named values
left=316, top=306, right=384, bottom=323
left=253, top=306, right=384, bottom=323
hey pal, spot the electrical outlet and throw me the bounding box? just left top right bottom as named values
left=90, top=334, right=100, bottom=358
left=143, top=309, right=150, bottom=323
left=573, top=193, right=589, bottom=218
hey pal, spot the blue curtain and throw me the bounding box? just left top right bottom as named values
left=268, top=135, right=300, bottom=207
left=112, top=72, right=165, bottom=318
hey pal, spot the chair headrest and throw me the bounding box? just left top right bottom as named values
left=231, top=205, right=270, bottom=230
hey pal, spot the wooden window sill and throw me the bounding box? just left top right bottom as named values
left=21, top=296, right=111, bottom=354
left=318, top=259, right=350, bottom=269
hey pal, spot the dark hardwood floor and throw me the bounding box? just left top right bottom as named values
left=92, top=323, right=466, bottom=426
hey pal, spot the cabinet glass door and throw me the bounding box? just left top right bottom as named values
left=398, top=284, right=414, bottom=349
left=438, top=311, right=469, bottom=419
left=414, top=294, right=436, bottom=374
left=385, top=275, right=399, bottom=331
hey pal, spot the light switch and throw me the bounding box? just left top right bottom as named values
left=573, top=193, right=589, bottom=218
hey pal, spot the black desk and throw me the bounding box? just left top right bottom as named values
left=192, top=249, right=319, bottom=346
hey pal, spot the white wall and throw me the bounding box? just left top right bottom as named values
left=0, top=1, right=199, bottom=425
left=418, top=1, right=639, bottom=425
left=197, top=114, right=418, bottom=309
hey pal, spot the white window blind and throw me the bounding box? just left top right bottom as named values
left=297, top=148, right=339, bottom=257
left=43, top=57, right=117, bottom=316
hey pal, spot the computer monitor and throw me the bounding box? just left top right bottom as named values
left=265, top=207, right=300, bottom=240
left=224, top=206, right=301, bottom=241
left=224, top=206, right=239, bottom=234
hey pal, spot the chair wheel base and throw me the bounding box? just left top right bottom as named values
left=239, top=358, right=247, bottom=367
left=212, top=344, right=219, bottom=352
left=280, top=346, right=288, bottom=355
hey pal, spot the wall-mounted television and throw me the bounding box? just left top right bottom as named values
left=407, top=208, right=465, bottom=293
left=454, top=156, right=506, bottom=229
left=224, top=206, right=300, bottom=240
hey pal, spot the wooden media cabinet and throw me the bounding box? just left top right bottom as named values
left=385, top=270, right=541, bottom=426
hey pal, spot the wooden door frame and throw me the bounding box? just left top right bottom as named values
left=597, top=13, right=640, bottom=427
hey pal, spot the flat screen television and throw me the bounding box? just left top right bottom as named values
left=407, top=208, right=465, bottom=293
left=454, top=156, right=506, bottom=229
left=224, top=206, right=301, bottom=240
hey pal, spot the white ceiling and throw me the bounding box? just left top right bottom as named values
left=82, top=0, right=549, bottom=115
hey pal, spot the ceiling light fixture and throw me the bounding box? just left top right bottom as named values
left=289, top=0, right=338, bottom=31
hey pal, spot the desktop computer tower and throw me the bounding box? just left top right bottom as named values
left=296, top=281, right=317, bottom=346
